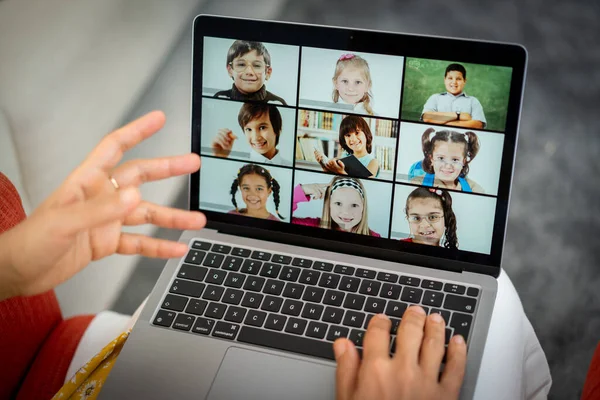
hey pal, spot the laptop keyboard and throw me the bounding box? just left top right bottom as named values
left=151, top=240, right=480, bottom=361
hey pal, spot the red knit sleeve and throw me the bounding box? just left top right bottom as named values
left=582, top=342, right=600, bottom=400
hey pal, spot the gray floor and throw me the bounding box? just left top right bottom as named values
left=113, top=1, right=600, bottom=398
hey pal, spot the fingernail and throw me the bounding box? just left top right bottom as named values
left=333, top=339, right=347, bottom=360
left=410, top=305, right=426, bottom=315
left=376, top=313, right=389, bottom=321
left=452, top=335, right=465, bottom=345
left=430, top=313, right=443, bottom=323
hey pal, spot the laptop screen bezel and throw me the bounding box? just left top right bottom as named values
left=190, top=14, right=527, bottom=275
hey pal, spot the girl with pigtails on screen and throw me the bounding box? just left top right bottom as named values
left=410, top=127, right=484, bottom=193
left=228, top=164, right=285, bottom=221
left=402, top=187, right=458, bottom=249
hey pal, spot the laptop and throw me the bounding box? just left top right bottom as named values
left=100, top=14, right=527, bottom=399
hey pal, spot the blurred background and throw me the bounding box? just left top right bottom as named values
left=0, top=0, right=598, bottom=398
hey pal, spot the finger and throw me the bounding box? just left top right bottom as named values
left=333, top=338, right=360, bottom=400
left=337, top=160, right=345, bottom=169
left=362, top=314, right=392, bottom=361
left=83, top=111, right=166, bottom=172
left=419, top=312, right=447, bottom=378
left=117, top=234, right=189, bottom=258
left=111, top=153, right=200, bottom=187
left=394, top=306, right=427, bottom=365
left=440, top=335, right=467, bottom=396
left=123, top=201, right=207, bottom=230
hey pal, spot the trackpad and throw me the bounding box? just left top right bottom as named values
left=207, top=347, right=336, bottom=400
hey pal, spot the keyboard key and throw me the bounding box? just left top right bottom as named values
left=313, top=261, right=334, bottom=272
left=401, top=287, right=423, bottom=303
left=364, top=314, right=375, bottom=328
left=203, top=253, right=225, bottom=268
left=292, top=258, right=313, bottom=268
left=444, top=294, right=477, bottom=313
left=272, top=254, right=292, bottom=264
left=205, top=302, right=227, bottom=319
left=326, top=325, right=350, bottom=341
left=376, top=272, right=398, bottom=283
left=334, top=265, right=355, bottom=275
left=467, top=287, right=480, bottom=297
left=238, top=326, right=334, bottom=360
left=281, top=299, right=303, bottom=316
left=343, top=294, right=366, bottom=310
left=318, top=273, right=341, bottom=289
left=161, top=294, right=188, bottom=312
left=444, top=283, right=466, bottom=295
left=385, top=301, right=408, bottom=318
left=191, top=317, right=215, bottom=335
left=223, top=272, right=245, bottom=288
left=241, top=259, right=262, bottom=275
left=323, top=290, right=345, bottom=306
left=380, top=283, right=402, bottom=300
left=450, top=312, right=473, bottom=341
left=390, top=318, right=401, bottom=334
left=222, top=256, right=243, bottom=271
left=430, top=308, right=451, bottom=324
left=170, top=279, right=204, bottom=298
left=349, top=329, right=365, bottom=347
left=422, top=290, right=444, bottom=307
left=299, top=270, right=321, bottom=285
left=263, top=279, right=285, bottom=295
left=322, top=307, right=344, bottom=324
left=241, top=292, right=263, bottom=309
left=185, top=299, right=208, bottom=316
left=280, top=266, right=301, bottom=282
left=231, top=247, right=251, bottom=257
left=224, top=306, right=247, bottom=323
left=260, top=263, right=282, bottom=278
left=244, top=310, right=267, bottom=327
left=364, top=297, right=386, bottom=314
left=399, top=276, right=421, bottom=287
left=306, top=321, right=328, bottom=339
left=445, top=328, right=453, bottom=345
left=205, top=269, right=227, bottom=285
left=261, top=296, right=284, bottom=312
left=153, top=309, right=176, bottom=327
left=302, top=287, right=325, bottom=303
left=301, top=304, right=324, bottom=320
left=359, top=280, right=381, bottom=296
left=343, top=311, right=365, bottom=328
left=202, top=285, right=224, bottom=301
left=178, top=264, right=208, bottom=282
left=422, top=279, right=443, bottom=291
left=285, top=318, right=308, bottom=335
left=212, top=321, right=240, bottom=340
left=355, top=268, right=376, bottom=279
left=211, top=244, right=231, bottom=254
left=173, top=314, right=195, bottom=331
left=265, top=314, right=287, bottom=331
left=282, top=283, right=304, bottom=299
left=184, top=250, right=206, bottom=265
left=251, top=251, right=271, bottom=261
left=339, top=277, right=360, bottom=292
left=222, top=288, right=244, bottom=305
left=191, top=241, right=211, bottom=251
left=244, top=276, right=266, bottom=292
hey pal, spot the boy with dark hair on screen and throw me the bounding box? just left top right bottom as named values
left=214, top=40, right=287, bottom=105
left=421, top=63, right=487, bottom=129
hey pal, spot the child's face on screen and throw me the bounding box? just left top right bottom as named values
left=334, top=67, right=369, bottom=104
left=239, top=173, right=272, bottom=212
left=228, top=50, right=272, bottom=95
left=243, top=112, right=278, bottom=159
left=343, top=129, right=368, bottom=155
left=431, top=141, right=466, bottom=182
left=444, top=70, right=466, bottom=96
left=407, top=198, right=445, bottom=245
left=330, top=188, right=364, bottom=231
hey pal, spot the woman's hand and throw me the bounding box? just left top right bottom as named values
left=334, top=306, right=467, bottom=400
left=0, top=111, right=206, bottom=300
left=300, top=183, right=330, bottom=200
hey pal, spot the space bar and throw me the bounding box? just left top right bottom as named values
left=237, top=326, right=335, bottom=360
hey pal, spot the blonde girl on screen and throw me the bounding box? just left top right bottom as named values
left=332, top=54, right=376, bottom=115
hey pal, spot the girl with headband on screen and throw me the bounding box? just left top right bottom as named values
left=332, top=54, right=376, bottom=116
left=401, top=187, right=458, bottom=249
left=292, top=176, right=380, bottom=236
left=229, top=164, right=284, bottom=221
left=410, top=127, right=484, bottom=193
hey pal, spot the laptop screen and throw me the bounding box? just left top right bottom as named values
left=192, top=16, right=526, bottom=269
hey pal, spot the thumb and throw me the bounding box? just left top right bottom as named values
left=334, top=338, right=359, bottom=400
left=337, top=160, right=345, bottom=169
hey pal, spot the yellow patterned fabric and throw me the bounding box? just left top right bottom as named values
left=52, top=331, right=130, bottom=400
